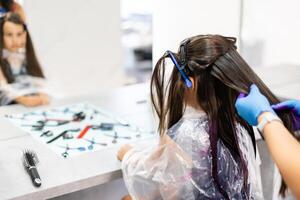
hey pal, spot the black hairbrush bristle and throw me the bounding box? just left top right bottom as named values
left=22, top=149, right=42, bottom=187
left=23, top=149, right=39, bottom=168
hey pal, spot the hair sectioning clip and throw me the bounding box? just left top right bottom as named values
left=166, top=50, right=192, bottom=88
left=179, top=39, right=190, bottom=67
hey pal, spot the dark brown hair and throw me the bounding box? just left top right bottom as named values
left=0, top=12, right=44, bottom=83
left=150, top=34, right=296, bottom=198
left=0, top=0, right=14, bottom=11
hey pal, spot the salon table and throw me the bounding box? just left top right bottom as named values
left=0, top=83, right=157, bottom=200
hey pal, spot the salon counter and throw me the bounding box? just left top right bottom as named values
left=0, top=83, right=157, bottom=200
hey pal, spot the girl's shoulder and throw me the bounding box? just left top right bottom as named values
left=169, top=108, right=208, bottom=132
left=167, top=115, right=210, bottom=143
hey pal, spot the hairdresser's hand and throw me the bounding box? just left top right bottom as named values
left=272, top=100, right=300, bottom=116
left=235, top=84, right=274, bottom=126
left=117, top=144, right=133, bottom=161
left=272, top=100, right=300, bottom=131
left=15, top=93, right=49, bottom=107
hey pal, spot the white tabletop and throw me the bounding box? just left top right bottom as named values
left=0, top=83, right=157, bottom=200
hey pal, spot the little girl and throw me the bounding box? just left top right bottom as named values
left=118, top=35, right=294, bottom=199
left=0, top=12, right=49, bottom=106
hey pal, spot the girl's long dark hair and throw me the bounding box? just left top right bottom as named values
left=150, top=34, right=296, bottom=198
left=0, top=0, right=14, bottom=11
left=0, top=12, right=44, bottom=83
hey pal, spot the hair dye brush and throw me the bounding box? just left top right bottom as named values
left=22, top=149, right=42, bottom=187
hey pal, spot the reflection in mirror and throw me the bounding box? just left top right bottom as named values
left=23, top=0, right=127, bottom=97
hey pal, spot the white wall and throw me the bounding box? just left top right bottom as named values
left=153, top=0, right=241, bottom=64
left=153, top=0, right=300, bottom=69
left=241, top=0, right=300, bottom=68
left=23, top=0, right=125, bottom=97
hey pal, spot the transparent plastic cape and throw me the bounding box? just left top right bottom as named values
left=0, top=49, right=49, bottom=105
left=122, top=106, right=263, bottom=200
left=2, top=48, right=26, bottom=73
left=0, top=75, right=48, bottom=105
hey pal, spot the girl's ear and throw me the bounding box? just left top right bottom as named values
left=189, top=77, right=196, bottom=90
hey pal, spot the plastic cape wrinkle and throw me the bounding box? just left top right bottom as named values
left=121, top=106, right=264, bottom=200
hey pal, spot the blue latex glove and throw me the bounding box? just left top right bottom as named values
left=235, top=84, right=274, bottom=126
left=272, top=100, right=300, bottom=116
left=272, top=100, right=300, bottom=131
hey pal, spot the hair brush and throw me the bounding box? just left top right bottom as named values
left=22, top=149, right=42, bottom=187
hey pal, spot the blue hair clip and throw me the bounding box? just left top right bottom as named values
left=166, top=50, right=192, bottom=88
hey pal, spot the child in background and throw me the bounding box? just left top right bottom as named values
left=0, top=12, right=49, bottom=106
left=118, top=35, right=295, bottom=199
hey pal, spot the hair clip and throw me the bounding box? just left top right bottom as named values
left=225, top=36, right=237, bottom=43
left=166, top=50, right=192, bottom=88
left=179, top=38, right=190, bottom=67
